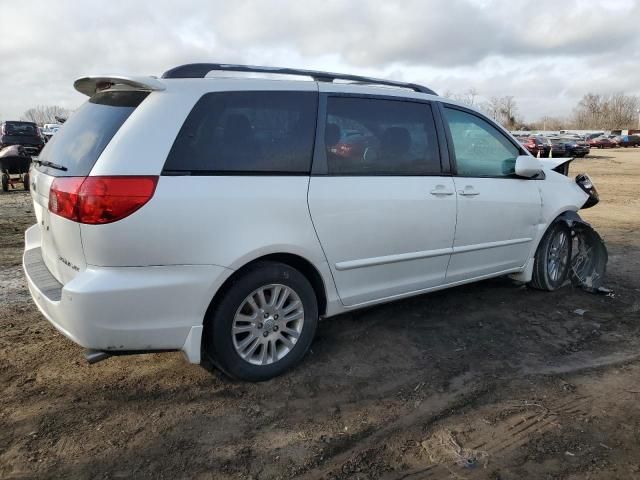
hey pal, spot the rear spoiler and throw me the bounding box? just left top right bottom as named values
left=74, top=75, right=166, bottom=96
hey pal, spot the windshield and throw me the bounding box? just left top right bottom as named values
left=36, top=90, right=148, bottom=176
left=3, top=122, right=39, bottom=136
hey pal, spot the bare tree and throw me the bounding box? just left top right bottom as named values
left=500, top=96, right=519, bottom=129
left=442, top=88, right=480, bottom=107
left=22, top=105, right=71, bottom=125
left=463, top=88, right=479, bottom=107
left=572, top=93, right=639, bottom=129
left=480, top=96, right=520, bottom=129
left=484, top=96, right=503, bottom=122
left=436, top=89, right=527, bottom=129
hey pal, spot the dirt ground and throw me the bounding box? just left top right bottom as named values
left=1, top=148, right=639, bottom=480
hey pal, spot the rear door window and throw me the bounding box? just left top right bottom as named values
left=36, top=90, right=148, bottom=177
left=164, top=91, right=318, bottom=174
left=324, top=96, right=441, bottom=175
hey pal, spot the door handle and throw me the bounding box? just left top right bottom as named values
left=458, top=187, right=480, bottom=196
left=430, top=185, right=454, bottom=196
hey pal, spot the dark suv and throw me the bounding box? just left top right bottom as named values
left=619, top=135, right=640, bottom=147
left=0, top=121, right=45, bottom=156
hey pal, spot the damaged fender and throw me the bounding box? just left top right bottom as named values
left=556, top=211, right=608, bottom=292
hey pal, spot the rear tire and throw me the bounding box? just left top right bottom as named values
left=1, top=173, right=8, bottom=192
left=23, top=173, right=30, bottom=191
left=204, top=261, right=318, bottom=381
left=529, top=222, right=572, bottom=291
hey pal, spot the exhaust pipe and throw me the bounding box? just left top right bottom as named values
left=84, top=349, right=112, bottom=364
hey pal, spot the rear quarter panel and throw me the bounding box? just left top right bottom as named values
left=80, top=176, right=328, bottom=269
left=81, top=79, right=327, bottom=270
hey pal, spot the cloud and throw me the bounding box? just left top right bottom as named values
left=0, top=0, right=638, bottom=121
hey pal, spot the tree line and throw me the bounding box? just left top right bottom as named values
left=11, top=92, right=640, bottom=131
left=20, top=105, right=71, bottom=125
left=443, top=89, right=640, bottom=131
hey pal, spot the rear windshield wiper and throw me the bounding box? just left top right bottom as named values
left=33, top=159, right=68, bottom=171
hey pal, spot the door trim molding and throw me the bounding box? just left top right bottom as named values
left=334, top=237, right=532, bottom=271
left=335, top=247, right=453, bottom=271
left=452, top=237, right=532, bottom=254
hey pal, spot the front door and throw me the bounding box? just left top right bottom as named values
left=441, top=106, right=542, bottom=283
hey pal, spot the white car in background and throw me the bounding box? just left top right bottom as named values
left=40, top=123, right=62, bottom=142
left=23, top=64, right=602, bottom=381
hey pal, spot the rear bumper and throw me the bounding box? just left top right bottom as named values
left=23, top=224, right=233, bottom=364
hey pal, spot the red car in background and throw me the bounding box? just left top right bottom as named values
left=608, top=135, right=622, bottom=147
left=329, top=130, right=378, bottom=159
left=517, top=136, right=550, bottom=156
left=588, top=136, right=615, bottom=149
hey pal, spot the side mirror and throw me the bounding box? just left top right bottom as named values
left=515, top=155, right=543, bottom=178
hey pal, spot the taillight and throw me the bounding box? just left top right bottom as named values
left=49, top=176, right=158, bottom=224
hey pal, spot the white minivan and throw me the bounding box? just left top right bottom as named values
left=23, top=64, right=600, bottom=381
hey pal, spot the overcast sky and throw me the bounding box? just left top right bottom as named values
left=1, top=0, right=639, bottom=122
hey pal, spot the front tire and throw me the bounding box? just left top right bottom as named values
left=529, top=222, right=572, bottom=291
left=205, top=261, right=318, bottom=381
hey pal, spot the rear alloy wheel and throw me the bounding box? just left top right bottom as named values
left=529, top=222, right=572, bottom=291
left=205, top=262, right=318, bottom=381
left=232, top=284, right=305, bottom=366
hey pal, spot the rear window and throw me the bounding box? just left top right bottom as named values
left=3, top=122, right=39, bottom=136
left=163, top=91, right=318, bottom=174
left=36, top=90, right=148, bottom=177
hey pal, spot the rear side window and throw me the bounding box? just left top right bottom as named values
left=324, top=97, right=440, bottom=175
left=36, top=91, right=148, bottom=177
left=164, top=91, right=317, bottom=174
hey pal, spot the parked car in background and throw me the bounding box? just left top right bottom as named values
left=0, top=121, right=45, bottom=156
left=548, top=137, right=568, bottom=157
left=538, top=136, right=554, bottom=157
left=619, top=135, right=640, bottom=147
left=586, top=132, right=605, bottom=140
left=0, top=145, right=32, bottom=191
left=588, top=136, right=614, bottom=149
left=517, top=137, right=541, bottom=156
left=555, top=137, right=590, bottom=157
left=517, top=136, right=549, bottom=157
left=41, top=123, right=62, bottom=142
left=608, top=135, right=622, bottom=147
left=328, top=129, right=379, bottom=165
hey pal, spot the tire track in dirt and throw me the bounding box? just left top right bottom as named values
left=299, top=350, right=640, bottom=480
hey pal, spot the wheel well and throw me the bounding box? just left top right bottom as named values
left=204, top=253, right=328, bottom=325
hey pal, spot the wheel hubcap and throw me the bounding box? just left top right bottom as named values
left=547, top=230, right=569, bottom=282
left=232, top=284, right=304, bottom=366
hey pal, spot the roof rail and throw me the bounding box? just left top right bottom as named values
left=161, top=63, right=437, bottom=96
